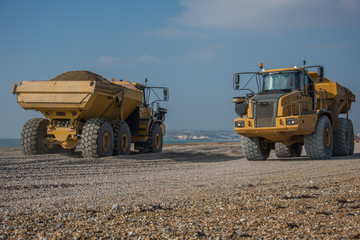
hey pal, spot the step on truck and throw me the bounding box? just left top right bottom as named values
left=232, top=62, right=355, bottom=160
left=12, top=71, right=169, bottom=158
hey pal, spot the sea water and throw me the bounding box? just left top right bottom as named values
left=164, top=139, right=239, bottom=144
left=0, top=139, right=21, bottom=148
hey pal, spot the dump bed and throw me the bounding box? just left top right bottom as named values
left=12, top=79, right=142, bottom=121
left=305, top=72, right=355, bottom=115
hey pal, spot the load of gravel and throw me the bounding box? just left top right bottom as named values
left=50, top=70, right=109, bottom=82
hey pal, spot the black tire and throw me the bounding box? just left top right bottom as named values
left=304, top=116, right=333, bottom=159
left=348, top=119, right=354, bottom=155
left=275, top=143, right=303, bottom=158
left=332, top=118, right=349, bottom=156
left=148, top=124, right=163, bottom=153
left=241, top=137, right=271, bottom=161
left=21, top=118, right=57, bottom=155
left=290, top=143, right=303, bottom=157
left=81, top=119, right=114, bottom=158
left=113, top=121, right=131, bottom=155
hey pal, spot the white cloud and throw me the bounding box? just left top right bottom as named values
left=97, top=54, right=161, bottom=65
left=171, top=0, right=360, bottom=31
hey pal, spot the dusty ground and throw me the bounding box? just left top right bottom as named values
left=1, top=142, right=360, bottom=239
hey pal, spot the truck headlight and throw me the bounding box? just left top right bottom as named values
left=235, top=121, right=245, bottom=128
left=286, top=118, right=298, bottom=125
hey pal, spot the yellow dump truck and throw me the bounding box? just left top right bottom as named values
left=232, top=62, right=355, bottom=160
left=12, top=71, right=169, bottom=158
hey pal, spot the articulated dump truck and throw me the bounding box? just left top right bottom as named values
left=232, top=62, right=355, bottom=160
left=12, top=71, right=169, bottom=158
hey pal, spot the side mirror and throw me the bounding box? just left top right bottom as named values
left=318, top=66, right=324, bottom=82
left=235, top=74, right=240, bottom=84
left=232, top=72, right=258, bottom=93
left=163, top=88, right=169, bottom=101
left=319, top=66, right=324, bottom=78
left=234, top=74, right=240, bottom=89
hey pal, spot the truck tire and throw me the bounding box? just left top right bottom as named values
left=21, top=118, right=56, bottom=155
left=290, top=143, right=303, bottom=157
left=148, top=124, right=163, bottom=153
left=304, top=116, right=333, bottom=159
left=241, top=137, right=270, bottom=161
left=113, top=121, right=131, bottom=155
left=81, top=119, right=114, bottom=158
left=348, top=119, right=354, bottom=155
left=332, top=118, right=349, bottom=156
left=275, top=143, right=302, bottom=158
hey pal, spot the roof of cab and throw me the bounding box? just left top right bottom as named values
left=263, top=67, right=301, bottom=73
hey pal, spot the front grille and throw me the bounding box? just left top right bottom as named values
left=253, top=101, right=276, bottom=127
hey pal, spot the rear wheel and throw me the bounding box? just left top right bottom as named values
left=275, top=143, right=302, bottom=158
left=21, top=118, right=56, bottom=155
left=241, top=137, right=271, bottom=161
left=348, top=119, right=354, bottom=155
left=81, top=119, right=114, bottom=158
left=332, top=118, right=349, bottom=156
left=113, top=121, right=131, bottom=155
left=304, top=116, right=333, bottom=159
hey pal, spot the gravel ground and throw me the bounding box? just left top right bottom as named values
left=1, top=142, right=360, bottom=239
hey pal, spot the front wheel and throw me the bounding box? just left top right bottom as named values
left=304, top=116, right=333, bottom=159
left=148, top=124, right=163, bottom=153
left=275, top=142, right=302, bottom=158
left=290, top=143, right=303, bottom=157
left=241, top=137, right=271, bottom=161
left=140, top=124, right=163, bottom=153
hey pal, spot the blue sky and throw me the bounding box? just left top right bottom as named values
left=0, top=0, right=359, bottom=138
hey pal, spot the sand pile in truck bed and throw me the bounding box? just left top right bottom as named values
left=50, top=70, right=109, bottom=82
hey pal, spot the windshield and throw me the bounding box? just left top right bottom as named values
left=263, top=72, right=300, bottom=91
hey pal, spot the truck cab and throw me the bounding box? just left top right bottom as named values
left=117, top=80, right=169, bottom=153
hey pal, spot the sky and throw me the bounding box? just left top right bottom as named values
left=0, top=0, right=359, bottom=138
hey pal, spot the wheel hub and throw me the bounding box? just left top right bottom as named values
left=121, top=133, right=128, bottom=152
left=102, top=131, right=111, bottom=152
left=155, top=133, right=161, bottom=149
left=325, top=127, right=331, bottom=148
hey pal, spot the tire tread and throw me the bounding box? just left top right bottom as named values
left=241, top=137, right=270, bottom=161
left=304, top=116, right=333, bottom=159
left=81, top=118, right=106, bottom=158
left=332, top=118, right=349, bottom=156
left=21, top=118, right=49, bottom=155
